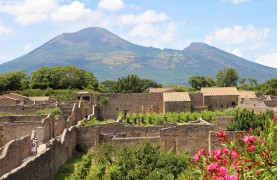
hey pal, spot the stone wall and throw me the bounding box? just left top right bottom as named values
left=95, top=93, right=163, bottom=120
left=0, top=106, right=46, bottom=115
left=214, top=116, right=233, bottom=131
left=54, top=115, right=66, bottom=136
left=0, top=97, right=19, bottom=106
left=190, top=93, right=204, bottom=107
left=0, top=115, right=48, bottom=125
left=2, top=115, right=54, bottom=145
left=160, top=122, right=214, bottom=155
left=1, top=127, right=77, bottom=180
left=111, top=137, right=160, bottom=150
left=204, top=95, right=239, bottom=111
left=0, top=136, right=31, bottom=177
left=164, top=101, right=191, bottom=113
left=76, top=122, right=163, bottom=151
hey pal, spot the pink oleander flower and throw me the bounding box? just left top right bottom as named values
left=224, top=174, right=240, bottom=180
left=274, top=112, right=277, bottom=120
left=207, top=163, right=219, bottom=171
left=194, top=154, right=200, bottom=162
left=259, top=137, right=265, bottom=143
left=213, top=149, right=221, bottom=158
left=221, top=147, right=229, bottom=154
left=219, top=166, right=227, bottom=176
left=222, top=158, right=228, bottom=165
left=246, top=145, right=257, bottom=152
left=231, top=150, right=239, bottom=159
left=216, top=131, right=228, bottom=138
left=243, top=136, right=256, bottom=144
left=198, top=148, right=205, bottom=156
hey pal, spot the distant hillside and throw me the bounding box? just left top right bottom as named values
left=0, top=27, right=276, bottom=85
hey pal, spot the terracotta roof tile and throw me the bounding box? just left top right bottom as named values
left=149, top=88, right=175, bottom=93
left=239, top=91, right=257, bottom=99
left=201, top=87, right=239, bottom=96
left=163, top=92, right=191, bottom=102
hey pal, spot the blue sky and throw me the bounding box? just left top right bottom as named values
left=0, top=0, right=276, bottom=68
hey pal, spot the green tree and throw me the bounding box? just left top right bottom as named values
left=216, top=68, right=239, bottom=87
left=189, top=76, right=215, bottom=90
left=29, top=66, right=98, bottom=90
left=140, top=79, right=162, bottom=92
left=99, top=80, right=116, bottom=93
left=112, top=74, right=143, bottom=93
left=256, top=78, right=277, bottom=96
left=0, top=71, right=28, bottom=92
left=248, top=77, right=257, bottom=86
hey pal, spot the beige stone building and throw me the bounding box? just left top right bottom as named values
left=163, top=92, right=191, bottom=113
left=200, top=87, right=239, bottom=111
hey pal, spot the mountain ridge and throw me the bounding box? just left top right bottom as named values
left=0, top=27, right=276, bottom=85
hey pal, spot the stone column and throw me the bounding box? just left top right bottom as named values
left=94, top=126, right=100, bottom=147
left=136, top=117, right=140, bottom=126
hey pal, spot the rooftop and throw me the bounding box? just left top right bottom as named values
left=201, top=87, right=239, bottom=96
left=163, top=92, right=191, bottom=102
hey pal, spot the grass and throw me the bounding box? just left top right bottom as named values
left=54, top=154, right=83, bottom=180
left=0, top=111, right=14, bottom=116
left=36, top=107, right=62, bottom=116
left=80, top=118, right=116, bottom=127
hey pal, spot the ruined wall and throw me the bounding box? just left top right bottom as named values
left=2, top=115, right=54, bottom=145
left=111, top=137, right=160, bottom=150
left=0, top=98, right=19, bottom=106
left=54, top=115, right=66, bottom=136
left=0, top=126, right=3, bottom=147
left=76, top=122, right=163, bottom=151
left=0, top=115, right=48, bottom=125
left=204, top=96, right=239, bottom=111
left=1, top=127, right=77, bottom=180
left=96, top=93, right=163, bottom=120
left=214, top=116, right=233, bottom=131
left=0, top=136, right=31, bottom=177
left=264, top=100, right=277, bottom=108
left=160, top=122, right=214, bottom=155
left=164, top=101, right=191, bottom=113
left=0, top=106, right=46, bottom=115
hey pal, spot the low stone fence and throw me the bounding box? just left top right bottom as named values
left=0, top=106, right=47, bottom=115
left=0, top=115, right=48, bottom=125
left=0, top=136, right=31, bottom=177
left=111, top=136, right=160, bottom=150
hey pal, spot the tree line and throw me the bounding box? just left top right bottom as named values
left=0, top=66, right=276, bottom=96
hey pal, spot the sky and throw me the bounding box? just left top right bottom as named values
left=0, top=0, right=276, bottom=68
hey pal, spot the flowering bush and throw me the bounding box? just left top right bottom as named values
left=193, top=112, right=277, bottom=180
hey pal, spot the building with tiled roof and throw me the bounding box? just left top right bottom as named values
left=163, top=92, right=191, bottom=113
left=200, top=87, right=240, bottom=111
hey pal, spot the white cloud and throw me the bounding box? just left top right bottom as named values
left=97, top=0, right=124, bottom=11
left=0, top=25, right=13, bottom=35
left=0, top=0, right=58, bottom=25
left=127, top=21, right=179, bottom=48
left=231, top=48, right=242, bottom=57
left=256, top=53, right=277, bottom=68
left=24, top=43, right=32, bottom=52
left=222, top=0, right=250, bottom=4
left=51, top=1, right=100, bottom=22
left=118, top=10, right=168, bottom=25
left=205, top=25, right=269, bottom=45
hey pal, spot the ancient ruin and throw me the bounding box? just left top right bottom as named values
left=0, top=87, right=276, bottom=179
